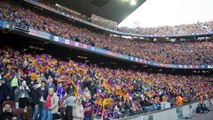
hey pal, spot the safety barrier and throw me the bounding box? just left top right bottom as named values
left=121, top=99, right=212, bottom=120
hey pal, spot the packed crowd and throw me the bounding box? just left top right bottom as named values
left=32, top=0, right=88, bottom=21
left=0, top=47, right=212, bottom=120
left=196, top=103, right=210, bottom=114
left=118, top=21, right=213, bottom=36
left=32, top=0, right=213, bottom=36
left=32, top=0, right=117, bottom=29
left=0, top=0, right=213, bottom=65
left=33, top=0, right=213, bottom=36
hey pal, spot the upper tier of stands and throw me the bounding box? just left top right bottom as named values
left=118, top=21, right=213, bottom=36
left=30, top=0, right=213, bottom=36
left=0, top=0, right=213, bottom=65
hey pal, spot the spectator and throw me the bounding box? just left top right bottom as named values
left=46, top=77, right=55, bottom=90
left=0, top=73, right=11, bottom=102
left=196, top=104, right=202, bottom=113
left=15, top=81, right=31, bottom=108
left=10, top=72, right=19, bottom=100
left=30, top=81, right=40, bottom=120
left=0, top=47, right=212, bottom=119
left=82, top=92, right=93, bottom=120
left=56, top=82, right=65, bottom=100
left=0, top=103, right=15, bottom=120
left=176, top=95, right=183, bottom=107
left=37, top=80, right=48, bottom=119
left=73, top=96, right=84, bottom=120
left=12, top=116, right=18, bottom=120
left=196, top=103, right=210, bottom=114
left=42, top=88, right=59, bottom=120
left=19, top=106, right=33, bottom=120
left=0, top=0, right=212, bottom=66
left=66, top=84, right=75, bottom=95
left=62, top=93, right=76, bottom=120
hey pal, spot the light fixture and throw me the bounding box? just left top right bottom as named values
left=130, top=0, right=137, bottom=6
left=123, top=0, right=130, bottom=2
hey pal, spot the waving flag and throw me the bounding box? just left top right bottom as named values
left=76, top=80, right=83, bottom=95
left=107, top=79, right=117, bottom=91
left=122, top=84, right=133, bottom=97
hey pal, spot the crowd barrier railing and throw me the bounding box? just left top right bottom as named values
left=121, top=99, right=212, bottom=120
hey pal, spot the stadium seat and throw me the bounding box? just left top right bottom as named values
left=14, top=108, right=25, bottom=118
left=2, top=100, right=16, bottom=110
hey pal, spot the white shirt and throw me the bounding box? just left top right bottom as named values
left=24, top=60, right=28, bottom=66
left=20, top=86, right=29, bottom=98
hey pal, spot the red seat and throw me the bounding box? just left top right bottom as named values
left=2, top=100, right=16, bottom=110
left=14, top=108, right=25, bottom=118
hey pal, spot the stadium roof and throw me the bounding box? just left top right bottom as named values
left=51, top=0, right=146, bottom=23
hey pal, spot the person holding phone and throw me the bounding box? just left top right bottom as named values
left=0, top=103, right=15, bottom=120
left=73, top=96, right=84, bottom=120
left=15, top=80, right=31, bottom=108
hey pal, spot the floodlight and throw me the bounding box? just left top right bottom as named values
left=130, top=0, right=137, bottom=5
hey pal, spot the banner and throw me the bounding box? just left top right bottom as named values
left=0, top=20, right=4, bottom=28
left=50, top=35, right=213, bottom=69
left=29, top=29, right=51, bottom=39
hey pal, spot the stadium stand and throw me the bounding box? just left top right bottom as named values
left=0, top=0, right=212, bottom=65
left=0, top=0, right=212, bottom=120
left=118, top=21, right=213, bottom=36
left=0, top=46, right=212, bottom=119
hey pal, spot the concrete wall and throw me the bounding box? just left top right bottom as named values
left=191, top=102, right=199, bottom=112
left=211, top=99, right=213, bottom=105
left=120, top=114, right=149, bottom=120
left=181, top=102, right=199, bottom=117
left=122, top=99, right=213, bottom=120
left=150, top=108, right=177, bottom=120
left=161, top=102, right=171, bottom=110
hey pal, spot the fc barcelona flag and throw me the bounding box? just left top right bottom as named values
left=75, top=80, right=83, bottom=96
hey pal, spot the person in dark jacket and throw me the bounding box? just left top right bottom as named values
left=30, top=81, right=40, bottom=120
left=46, top=77, right=56, bottom=90
left=37, top=81, right=48, bottom=120
left=89, top=82, right=96, bottom=96
left=38, top=81, right=48, bottom=101
left=30, top=81, right=40, bottom=106
left=0, top=77, right=12, bottom=103
left=0, top=103, right=15, bottom=120
left=66, top=85, right=75, bottom=95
